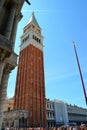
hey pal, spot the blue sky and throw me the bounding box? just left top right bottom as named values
left=7, top=0, right=87, bottom=108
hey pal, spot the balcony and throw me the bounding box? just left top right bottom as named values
left=0, top=34, right=13, bottom=52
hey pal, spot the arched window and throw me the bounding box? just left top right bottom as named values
left=35, top=36, right=37, bottom=40
left=37, top=38, right=38, bottom=42
left=33, top=35, right=34, bottom=39
left=39, top=39, right=41, bottom=43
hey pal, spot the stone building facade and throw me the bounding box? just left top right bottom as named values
left=46, top=99, right=68, bottom=128
left=2, top=110, right=28, bottom=128
left=46, top=99, right=87, bottom=128
left=46, top=99, right=55, bottom=128
left=5, top=97, right=14, bottom=111
left=0, top=0, right=30, bottom=127
left=67, top=104, right=87, bottom=125
left=2, top=98, right=87, bottom=128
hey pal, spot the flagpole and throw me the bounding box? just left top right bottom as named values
left=72, top=41, right=87, bottom=105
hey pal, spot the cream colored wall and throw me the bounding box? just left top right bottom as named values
left=5, top=98, right=14, bottom=111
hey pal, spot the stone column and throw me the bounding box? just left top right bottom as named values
left=4, top=6, right=16, bottom=39
left=0, top=50, right=8, bottom=85
left=0, top=0, right=6, bottom=12
left=0, top=62, right=5, bottom=85
left=10, top=18, right=18, bottom=50
left=10, top=12, right=22, bottom=50
left=0, top=70, right=10, bottom=128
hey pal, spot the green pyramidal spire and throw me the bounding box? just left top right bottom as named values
left=27, top=12, right=40, bottom=27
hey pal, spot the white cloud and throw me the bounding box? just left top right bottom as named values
left=45, top=70, right=78, bottom=81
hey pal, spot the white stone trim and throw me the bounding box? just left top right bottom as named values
left=20, top=39, right=43, bottom=51
left=21, top=30, right=43, bottom=41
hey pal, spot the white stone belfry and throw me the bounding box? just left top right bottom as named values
left=20, top=12, right=44, bottom=52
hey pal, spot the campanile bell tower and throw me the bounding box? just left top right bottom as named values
left=14, top=12, right=46, bottom=127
